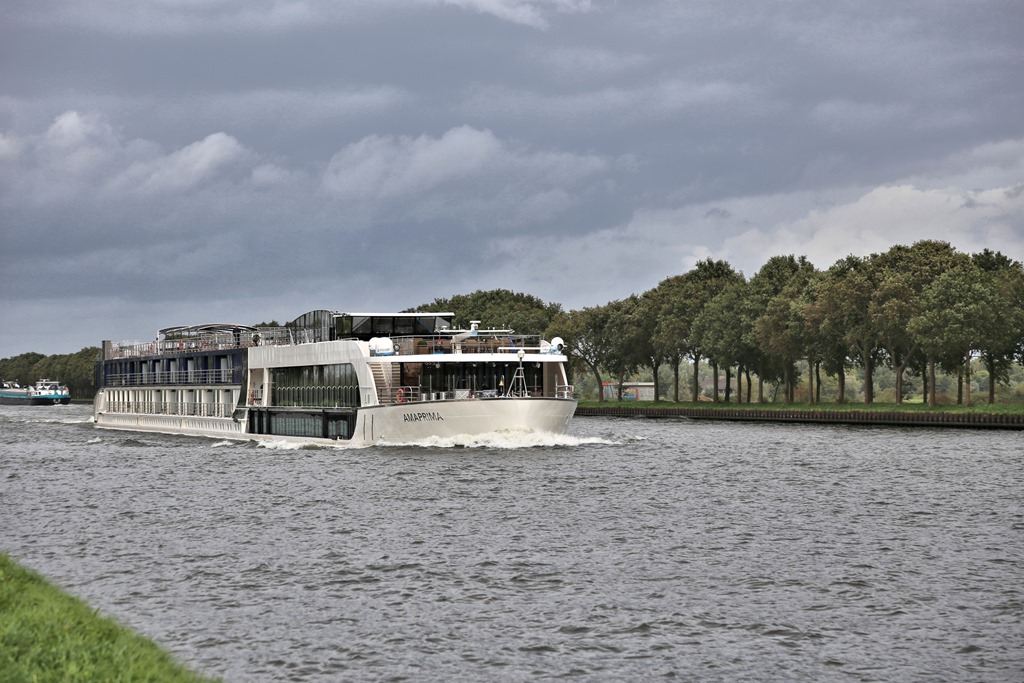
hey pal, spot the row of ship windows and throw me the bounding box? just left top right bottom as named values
left=103, top=388, right=236, bottom=417
left=270, top=364, right=361, bottom=408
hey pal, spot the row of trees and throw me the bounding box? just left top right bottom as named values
left=548, top=241, right=1024, bottom=406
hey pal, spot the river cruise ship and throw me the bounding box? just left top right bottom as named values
left=93, top=309, right=576, bottom=444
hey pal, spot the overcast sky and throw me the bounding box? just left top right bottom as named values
left=2, top=0, right=1023, bottom=356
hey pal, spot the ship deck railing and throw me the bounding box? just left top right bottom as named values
left=104, top=330, right=564, bottom=361
left=102, top=400, right=235, bottom=418
left=104, top=369, right=240, bottom=386
left=105, top=328, right=295, bottom=360
left=388, top=334, right=552, bottom=356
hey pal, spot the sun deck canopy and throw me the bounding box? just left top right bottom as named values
left=158, top=323, right=257, bottom=340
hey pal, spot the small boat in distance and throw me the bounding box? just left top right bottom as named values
left=93, top=309, right=577, bottom=445
left=0, top=379, right=72, bottom=405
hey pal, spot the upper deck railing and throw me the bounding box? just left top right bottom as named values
left=103, top=328, right=564, bottom=360
left=386, top=333, right=558, bottom=356
left=104, top=328, right=294, bottom=360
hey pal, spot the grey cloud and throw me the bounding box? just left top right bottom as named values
left=320, top=125, right=612, bottom=226
left=1, top=0, right=1022, bottom=356
left=8, top=0, right=598, bottom=34
left=529, top=47, right=652, bottom=83
left=461, top=79, right=766, bottom=126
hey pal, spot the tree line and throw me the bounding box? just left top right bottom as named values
left=6, top=241, right=1022, bottom=405
left=544, top=241, right=1024, bottom=406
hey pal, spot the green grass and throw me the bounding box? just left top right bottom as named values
left=577, top=399, right=1024, bottom=414
left=0, top=554, right=217, bottom=683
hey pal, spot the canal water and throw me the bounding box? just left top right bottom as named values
left=2, top=404, right=1021, bottom=681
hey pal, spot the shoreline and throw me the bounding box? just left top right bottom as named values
left=576, top=405, right=1024, bottom=429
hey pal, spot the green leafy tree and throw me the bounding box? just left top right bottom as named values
left=814, top=255, right=881, bottom=403
left=603, top=296, right=645, bottom=399
left=909, top=263, right=1001, bottom=406
left=548, top=304, right=618, bottom=401
left=693, top=280, right=755, bottom=403
left=650, top=278, right=689, bottom=402
left=655, top=258, right=743, bottom=402
left=634, top=290, right=669, bottom=402
left=804, top=271, right=854, bottom=402
left=870, top=241, right=969, bottom=404
left=972, top=249, right=1024, bottom=403
left=411, top=289, right=562, bottom=336
left=750, top=255, right=817, bottom=404
left=0, top=352, right=45, bottom=386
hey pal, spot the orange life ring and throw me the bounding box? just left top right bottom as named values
left=396, top=388, right=405, bottom=403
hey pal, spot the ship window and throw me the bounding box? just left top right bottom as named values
left=416, top=315, right=451, bottom=334
left=394, top=317, right=415, bottom=335
left=248, top=409, right=353, bottom=440
left=268, top=411, right=323, bottom=438
left=372, top=318, right=394, bottom=335
left=351, top=316, right=372, bottom=336
left=271, top=363, right=360, bottom=408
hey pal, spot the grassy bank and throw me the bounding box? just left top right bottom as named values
left=0, top=554, right=215, bottom=683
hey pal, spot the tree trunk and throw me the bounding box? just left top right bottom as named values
left=806, top=358, right=814, bottom=404
left=928, top=357, right=936, bottom=407
left=711, top=361, right=719, bottom=402
left=864, top=355, right=874, bottom=404
left=890, top=350, right=905, bottom=405
left=783, top=363, right=791, bottom=405
left=673, top=361, right=680, bottom=403
left=837, top=368, right=846, bottom=403
left=964, top=351, right=972, bottom=406
left=815, top=362, right=822, bottom=403
left=589, top=363, right=605, bottom=401
left=987, top=356, right=996, bottom=405
left=691, top=357, right=700, bottom=402
left=725, top=367, right=732, bottom=403
left=957, top=366, right=963, bottom=405
left=745, top=368, right=752, bottom=403
left=652, top=360, right=661, bottom=403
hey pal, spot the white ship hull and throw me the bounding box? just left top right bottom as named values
left=353, top=396, right=576, bottom=443
left=93, top=394, right=576, bottom=446
left=94, top=410, right=247, bottom=440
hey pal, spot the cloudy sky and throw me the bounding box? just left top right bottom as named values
left=2, top=0, right=1023, bottom=356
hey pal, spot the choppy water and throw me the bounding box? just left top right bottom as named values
left=2, top=403, right=1022, bottom=682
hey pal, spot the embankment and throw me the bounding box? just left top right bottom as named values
left=576, top=405, right=1024, bottom=429
left=0, top=553, right=215, bottom=682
